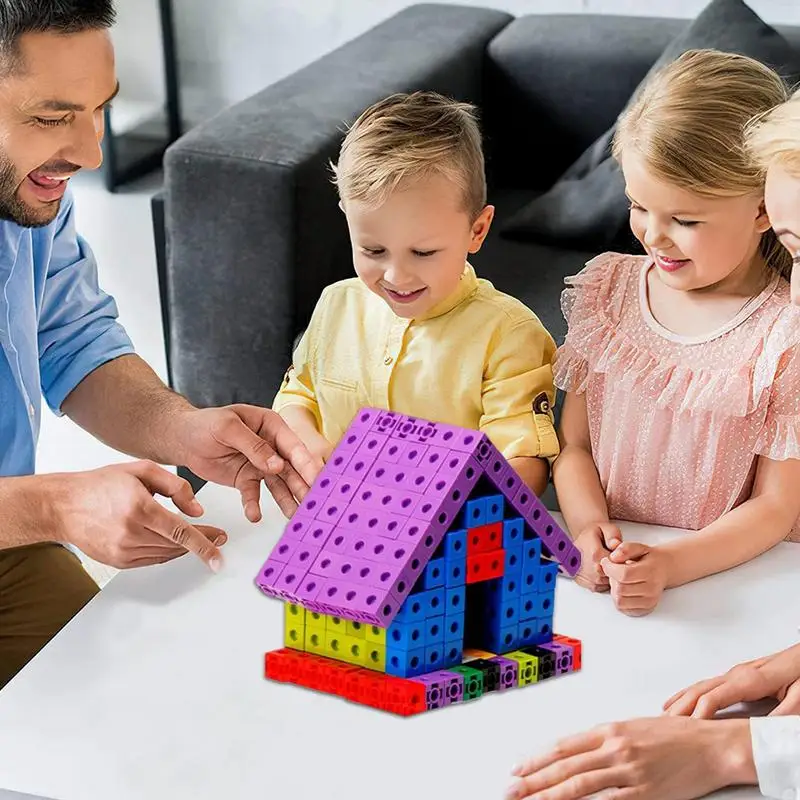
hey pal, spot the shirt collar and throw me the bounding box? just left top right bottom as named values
left=412, top=262, right=479, bottom=323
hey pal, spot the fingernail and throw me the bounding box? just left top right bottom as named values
left=191, top=499, right=204, bottom=514
left=209, top=556, right=224, bottom=573
left=214, top=535, right=227, bottom=547
left=267, top=455, right=283, bottom=472
left=511, top=764, right=523, bottom=776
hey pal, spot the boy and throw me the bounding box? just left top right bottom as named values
left=274, top=92, right=558, bottom=494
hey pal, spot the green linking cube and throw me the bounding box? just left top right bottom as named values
left=450, top=665, right=484, bottom=700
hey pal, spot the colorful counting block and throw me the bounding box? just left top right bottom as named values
left=522, top=539, right=542, bottom=566
left=450, top=665, right=484, bottom=700
left=284, top=621, right=305, bottom=651
left=442, top=640, right=463, bottom=668
left=489, top=656, right=519, bottom=691
left=521, top=646, right=556, bottom=680
left=444, top=613, right=464, bottom=642
left=364, top=643, right=386, bottom=672
left=419, top=587, right=445, bottom=618
left=326, top=615, right=346, bottom=632
left=304, top=628, right=326, bottom=656
left=504, top=547, right=523, bottom=577
left=412, top=673, right=448, bottom=710
left=366, top=624, right=387, bottom=645
left=394, top=594, right=426, bottom=623
left=518, top=618, right=553, bottom=647
left=505, top=651, right=539, bottom=686
left=424, top=643, right=446, bottom=672
left=466, top=658, right=502, bottom=693
left=284, top=603, right=306, bottom=626
left=386, top=646, right=427, bottom=678
left=434, top=670, right=465, bottom=706
left=540, top=642, right=573, bottom=674
left=444, top=529, right=467, bottom=561
left=445, top=586, right=465, bottom=615
left=446, top=557, right=466, bottom=587
left=503, top=518, right=525, bottom=549
left=346, top=620, right=367, bottom=639
left=425, top=616, right=445, bottom=645
left=467, top=522, right=503, bottom=556
left=486, top=623, right=519, bottom=654
left=465, top=498, right=487, bottom=528
left=420, top=557, right=446, bottom=590
left=554, top=634, right=582, bottom=670
left=485, top=495, right=505, bottom=524
left=466, top=550, right=505, bottom=584
left=387, top=620, right=425, bottom=649
left=541, top=563, right=559, bottom=591
left=520, top=563, right=540, bottom=594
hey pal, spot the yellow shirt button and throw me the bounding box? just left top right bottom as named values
left=384, top=356, right=394, bottom=365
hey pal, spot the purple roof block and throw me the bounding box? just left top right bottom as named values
left=255, top=408, right=579, bottom=624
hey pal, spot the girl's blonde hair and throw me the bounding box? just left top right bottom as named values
left=613, top=49, right=792, bottom=279
left=746, top=87, right=800, bottom=178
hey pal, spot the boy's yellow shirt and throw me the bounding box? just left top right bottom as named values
left=274, top=264, right=559, bottom=462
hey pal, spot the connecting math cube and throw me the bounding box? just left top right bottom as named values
left=257, top=408, right=582, bottom=715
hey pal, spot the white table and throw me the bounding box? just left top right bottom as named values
left=0, top=482, right=798, bottom=800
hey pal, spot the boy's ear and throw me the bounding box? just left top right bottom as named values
left=468, top=205, right=495, bottom=254
left=756, top=198, right=772, bottom=234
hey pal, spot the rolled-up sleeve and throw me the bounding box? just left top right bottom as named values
left=751, top=716, right=800, bottom=799
left=38, top=194, right=135, bottom=414
left=480, top=316, right=560, bottom=462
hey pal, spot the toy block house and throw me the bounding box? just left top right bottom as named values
left=257, top=408, right=583, bottom=715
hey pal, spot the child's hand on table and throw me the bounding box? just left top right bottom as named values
left=601, top=542, right=670, bottom=617
left=572, top=522, right=623, bottom=593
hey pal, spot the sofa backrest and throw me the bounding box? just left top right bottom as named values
left=483, top=14, right=800, bottom=190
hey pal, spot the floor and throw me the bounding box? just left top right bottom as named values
left=38, top=169, right=167, bottom=586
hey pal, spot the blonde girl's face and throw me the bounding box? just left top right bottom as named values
left=621, top=150, right=771, bottom=292
left=765, top=161, right=800, bottom=262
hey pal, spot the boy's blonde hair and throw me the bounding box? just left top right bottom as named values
left=746, top=88, right=800, bottom=178
left=613, top=49, right=792, bottom=279
left=331, top=91, right=486, bottom=219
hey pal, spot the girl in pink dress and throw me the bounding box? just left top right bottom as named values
left=553, top=49, right=800, bottom=617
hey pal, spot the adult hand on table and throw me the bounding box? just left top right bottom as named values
left=664, top=642, right=800, bottom=718
left=50, top=461, right=228, bottom=571
left=505, top=716, right=755, bottom=800
left=173, top=404, right=324, bottom=521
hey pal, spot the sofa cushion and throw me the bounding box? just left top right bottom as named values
left=499, top=0, right=800, bottom=250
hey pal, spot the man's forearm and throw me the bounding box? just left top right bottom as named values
left=61, top=355, right=195, bottom=466
left=552, top=444, right=610, bottom=537
left=0, top=475, right=60, bottom=549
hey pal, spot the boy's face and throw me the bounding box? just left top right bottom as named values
left=343, top=172, right=494, bottom=319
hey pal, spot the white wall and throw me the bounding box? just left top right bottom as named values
left=113, top=0, right=800, bottom=124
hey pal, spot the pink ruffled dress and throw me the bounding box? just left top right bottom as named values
left=554, top=253, right=800, bottom=542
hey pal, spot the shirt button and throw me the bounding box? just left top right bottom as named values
left=28, top=403, right=34, bottom=418
left=384, top=356, right=393, bottom=365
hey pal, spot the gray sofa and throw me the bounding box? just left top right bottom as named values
left=152, top=4, right=800, bottom=412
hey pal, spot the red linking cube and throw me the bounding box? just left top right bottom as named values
left=467, top=522, right=503, bottom=556
left=466, top=549, right=505, bottom=584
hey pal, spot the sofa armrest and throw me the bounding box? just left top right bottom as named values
left=163, top=3, right=513, bottom=409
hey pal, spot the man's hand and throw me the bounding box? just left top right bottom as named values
left=505, top=716, right=756, bottom=800
left=50, top=462, right=227, bottom=571
left=601, top=541, right=670, bottom=617
left=572, top=522, right=622, bottom=593
left=174, top=405, right=323, bottom=521
left=664, top=642, right=800, bottom=718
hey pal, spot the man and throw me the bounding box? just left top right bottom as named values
left=0, top=1, right=320, bottom=688
left=506, top=642, right=800, bottom=800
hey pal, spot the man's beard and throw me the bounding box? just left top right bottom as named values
left=0, top=156, right=64, bottom=229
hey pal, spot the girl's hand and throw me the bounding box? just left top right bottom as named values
left=299, top=428, right=335, bottom=465
left=601, top=542, right=670, bottom=617
left=572, top=522, right=623, bottom=593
